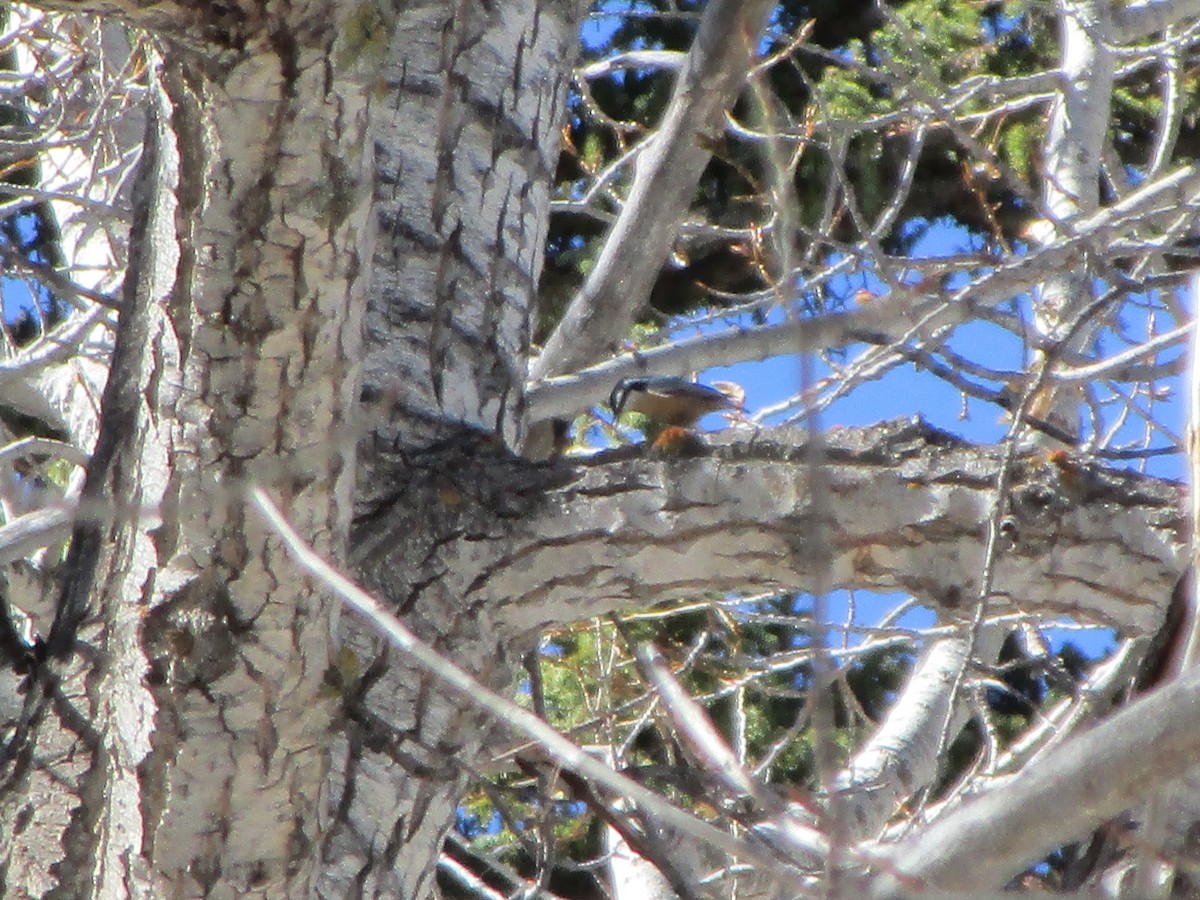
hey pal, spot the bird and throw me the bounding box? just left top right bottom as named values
left=608, top=376, right=743, bottom=450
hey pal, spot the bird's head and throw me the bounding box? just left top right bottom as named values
left=608, top=378, right=648, bottom=419
left=608, top=376, right=742, bottom=429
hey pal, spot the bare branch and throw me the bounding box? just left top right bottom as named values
left=354, top=420, right=1184, bottom=639
left=531, top=0, right=775, bottom=380
left=250, top=487, right=812, bottom=873
left=869, top=663, right=1200, bottom=894
left=835, top=625, right=1007, bottom=842
left=1115, top=0, right=1200, bottom=41
left=0, top=505, right=72, bottom=566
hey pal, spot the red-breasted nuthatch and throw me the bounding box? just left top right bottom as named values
left=609, top=377, right=743, bottom=447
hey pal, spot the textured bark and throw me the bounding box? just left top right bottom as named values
left=135, top=43, right=371, bottom=896
left=342, top=418, right=1183, bottom=895
left=3, top=2, right=1194, bottom=898
left=316, top=1, right=584, bottom=896
left=354, top=419, right=1183, bottom=643
left=0, top=46, right=171, bottom=899
left=0, top=11, right=375, bottom=895
left=358, top=0, right=574, bottom=455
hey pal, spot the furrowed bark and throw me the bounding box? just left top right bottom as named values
left=1, top=11, right=376, bottom=893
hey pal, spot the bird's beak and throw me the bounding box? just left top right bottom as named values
left=609, top=385, right=627, bottom=417
left=711, top=380, right=746, bottom=410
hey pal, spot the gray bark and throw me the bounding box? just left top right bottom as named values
left=316, top=2, right=585, bottom=895
left=1, top=8, right=376, bottom=894
left=1, top=1, right=1195, bottom=897
left=355, top=418, right=1183, bottom=641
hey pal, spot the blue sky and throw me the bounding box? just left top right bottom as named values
left=683, top=218, right=1187, bottom=660
left=5, top=1, right=1182, bottom=671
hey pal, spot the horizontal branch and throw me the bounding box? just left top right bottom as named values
left=353, top=419, right=1184, bottom=639
left=526, top=298, right=921, bottom=422
left=527, top=164, right=1200, bottom=427
left=0, top=505, right=71, bottom=566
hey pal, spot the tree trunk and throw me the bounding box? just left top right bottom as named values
left=1, top=1, right=584, bottom=896
left=318, top=2, right=583, bottom=895
left=6, top=0, right=1191, bottom=896
left=1, top=14, right=375, bottom=893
